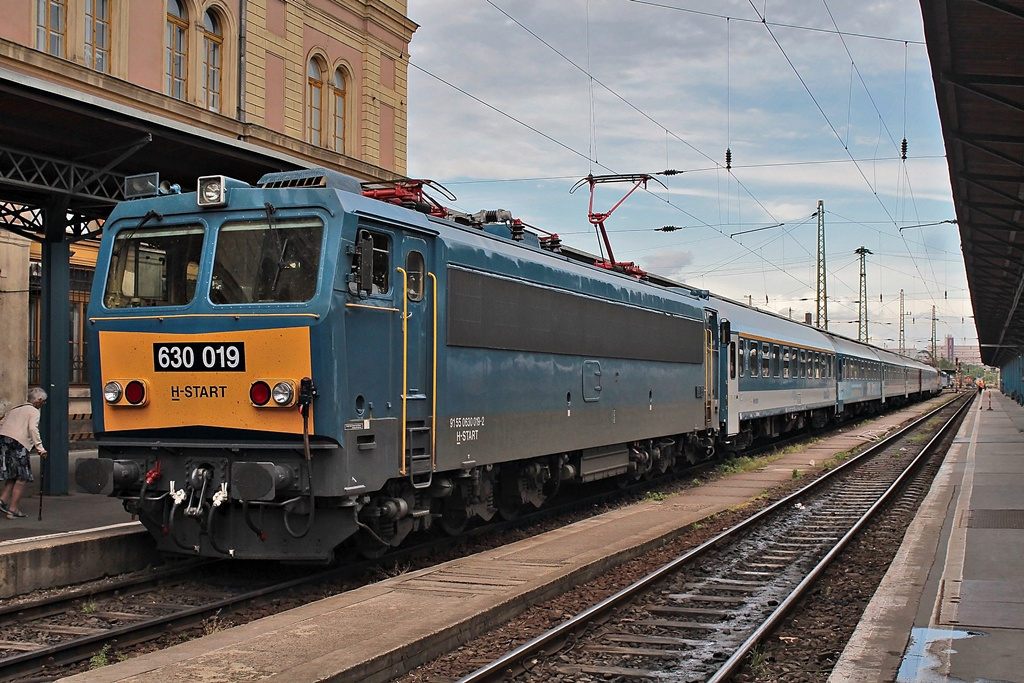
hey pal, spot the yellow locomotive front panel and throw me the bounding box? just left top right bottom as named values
left=98, top=326, right=313, bottom=434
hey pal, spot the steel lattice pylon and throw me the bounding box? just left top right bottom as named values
left=856, top=246, right=872, bottom=343
left=815, top=200, right=827, bottom=330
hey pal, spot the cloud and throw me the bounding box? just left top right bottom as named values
left=405, top=0, right=972, bottom=347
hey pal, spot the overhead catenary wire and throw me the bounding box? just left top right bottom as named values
left=409, top=2, right=961, bottom=338
left=483, top=0, right=782, bottom=226
left=629, top=0, right=925, bottom=45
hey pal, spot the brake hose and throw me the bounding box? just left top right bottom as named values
left=284, top=378, right=317, bottom=538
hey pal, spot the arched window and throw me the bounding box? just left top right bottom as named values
left=36, top=0, right=67, bottom=57
left=84, top=0, right=109, bottom=72
left=307, top=58, right=325, bottom=146
left=202, top=9, right=223, bottom=112
left=332, top=68, right=347, bottom=154
left=166, top=0, right=188, bottom=100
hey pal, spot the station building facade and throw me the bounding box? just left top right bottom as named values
left=0, top=0, right=416, bottom=417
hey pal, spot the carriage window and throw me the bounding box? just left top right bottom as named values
left=104, top=224, right=205, bottom=308
left=211, top=217, right=323, bottom=304
left=799, top=349, right=806, bottom=378
left=729, top=341, right=737, bottom=379
left=762, top=342, right=771, bottom=377
left=782, top=347, right=790, bottom=378
left=772, top=345, right=781, bottom=377
left=737, top=340, right=745, bottom=378
left=747, top=341, right=757, bottom=378
left=405, top=250, right=425, bottom=302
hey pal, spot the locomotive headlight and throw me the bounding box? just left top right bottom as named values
left=103, top=381, right=123, bottom=403
left=272, top=381, right=295, bottom=406
left=197, top=175, right=227, bottom=207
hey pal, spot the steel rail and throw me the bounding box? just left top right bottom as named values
left=0, top=559, right=214, bottom=621
left=456, top=392, right=970, bottom=683
left=0, top=562, right=345, bottom=680
left=705, top=391, right=974, bottom=682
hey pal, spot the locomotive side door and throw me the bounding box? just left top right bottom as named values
left=398, top=235, right=436, bottom=487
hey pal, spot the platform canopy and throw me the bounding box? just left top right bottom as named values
left=919, top=0, right=1024, bottom=367
left=0, top=66, right=305, bottom=241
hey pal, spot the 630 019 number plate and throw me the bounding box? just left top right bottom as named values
left=153, top=343, right=246, bottom=372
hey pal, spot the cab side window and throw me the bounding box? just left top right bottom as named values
left=406, top=250, right=425, bottom=302
left=350, top=229, right=390, bottom=296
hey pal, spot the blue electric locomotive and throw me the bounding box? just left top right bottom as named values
left=77, top=168, right=722, bottom=561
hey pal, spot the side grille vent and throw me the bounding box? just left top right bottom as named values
left=256, top=168, right=362, bottom=194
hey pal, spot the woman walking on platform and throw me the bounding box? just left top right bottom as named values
left=0, top=388, right=48, bottom=519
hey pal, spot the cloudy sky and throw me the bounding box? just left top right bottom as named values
left=403, top=0, right=969, bottom=354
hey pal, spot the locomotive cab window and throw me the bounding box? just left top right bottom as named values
left=349, top=229, right=390, bottom=296
left=211, top=217, right=324, bottom=304
left=104, top=224, right=205, bottom=308
left=405, top=250, right=425, bottom=302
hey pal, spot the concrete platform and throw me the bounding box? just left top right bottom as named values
left=60, top=396, right=952, bottom=683
left=830, top=389, right=1024, bottom=683
left=0, top=451, right=156, bottom=597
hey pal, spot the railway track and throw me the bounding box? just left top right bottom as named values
left=0, top=476, right=706, bottom=680
left=456, top=393, right=972, bottom=683
left=0, top=559, right=351, bottom=681
left=0, top=397, right=953, bottom=681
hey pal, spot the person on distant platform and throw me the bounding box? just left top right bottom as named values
left=0, top=388, right=48, bottom=519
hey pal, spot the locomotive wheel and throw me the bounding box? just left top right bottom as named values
left=440, top=505, right=471, bottom=536
left=439, top=500, right=469, bottom=536
left=497, top=495, right=522, bottom=521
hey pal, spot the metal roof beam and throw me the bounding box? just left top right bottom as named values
left=0, top=144, right=125, bottom=204
left=963, top=223, right=1024, bottom=252
left=967, top=0, right=1024, bottom=22
left=951, top=133, right=1024, bottom=169
left=960, top=173, right=1024, bottom=205
left=961, top=171, right=1024, bottom=183
left=968, top=204, right=1024, bottom=231
left=944, top=74, right=1024, bottom=115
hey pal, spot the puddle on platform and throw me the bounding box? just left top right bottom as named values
left=896, top=627, right=985, bottom=682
